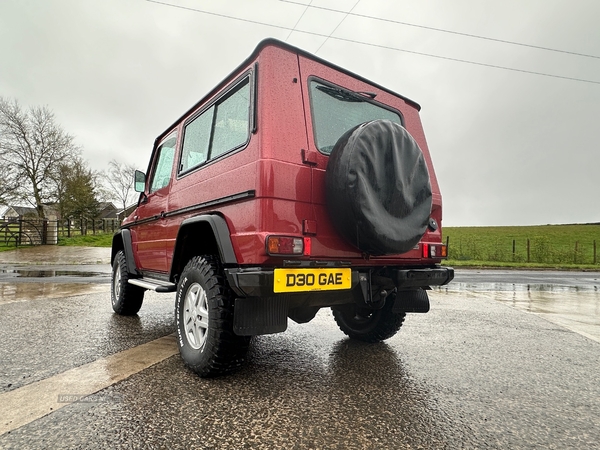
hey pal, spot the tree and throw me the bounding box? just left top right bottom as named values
left=55, top=158, right=101, bottom=222
left=105, top=159, right=137, bottom=212
left=0, top=163, right=19, bottom=205
left=0, top=97, right=79, bottom=218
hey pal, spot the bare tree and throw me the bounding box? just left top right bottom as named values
left=0, top=163, right=19, bottom=205
left=105, top=159, right=137, bottom=212
left=0, top=97, right=79, bottom=218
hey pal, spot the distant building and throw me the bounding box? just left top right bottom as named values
left=97, top=202, right=119, bottom=220
left=0, top=205, right=38, bottom=219
left=117, top=203, right=137, bottom=221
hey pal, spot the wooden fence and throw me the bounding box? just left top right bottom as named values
left=0, top=218, right=120, bottom=247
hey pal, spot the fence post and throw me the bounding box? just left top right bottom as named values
left=67, top=219, right=71, bottom=238
left=17, top=219, right=22, bottom=246
left=594, top=241, right=597, bottom=265
left=512, top=240, right=516, bottom=262
left=527, top=239, right=530, bottom=263
left=574, top=241, right=578, bottom=264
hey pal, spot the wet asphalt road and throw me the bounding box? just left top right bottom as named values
left=0, top=247, right=599, bottom=449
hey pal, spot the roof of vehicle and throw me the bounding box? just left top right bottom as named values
left=155, top=38, right=421, bottom=145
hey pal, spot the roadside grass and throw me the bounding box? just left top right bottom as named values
left=57, top=233, right=114, bottom=247
left=0, top=233, right=113, bottom=251
left=443, top=259, right=600, bottom=271
left=444, top=224, right=600, bottom=269
left=0, top=244, right=21, bottom=252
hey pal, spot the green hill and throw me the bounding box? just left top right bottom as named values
left=443, top=224, right=600, bottom=269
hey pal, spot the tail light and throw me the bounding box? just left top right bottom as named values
left=422, top=243, right=448, bottom=259
left=266, top=236, right=311, bottom=256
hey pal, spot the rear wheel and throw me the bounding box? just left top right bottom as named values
left=111, top=250, right=144, bottom=315
left=176, top=255, right=250, bottom=377
left=332, top=297, right=405, bottom=343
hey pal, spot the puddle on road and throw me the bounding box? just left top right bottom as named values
left=434, top=283, right=600, bottom=343
left=0, top=269, right=108, bottom=278
left=0, top=283, right=108, bottom=305
left=0, top=246, right=110, bottom=265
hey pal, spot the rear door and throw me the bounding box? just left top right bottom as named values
left=297, top=56, right=405, bottom=258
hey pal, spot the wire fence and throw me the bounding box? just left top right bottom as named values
left=448, top=236, right=598, bottom=265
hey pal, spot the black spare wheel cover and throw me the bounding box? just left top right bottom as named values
left=325, top=119, right=432, bottom=255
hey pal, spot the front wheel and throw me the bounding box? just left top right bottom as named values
left=176, top=255, right=250, bottom=377
left=111, top=250, right=144, bottom=315
left=332, top=297, right=405, bottom=343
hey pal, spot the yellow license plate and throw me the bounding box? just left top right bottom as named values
left=273, top=268, right=352, bottom=293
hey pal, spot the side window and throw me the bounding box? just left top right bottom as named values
left=211, top=80, right=251, bottom=158
left=179, top=77, right=251, bottom=174
left=180, top=108, right=213, bottom=173
left=149, top=133, right=177, bottom=193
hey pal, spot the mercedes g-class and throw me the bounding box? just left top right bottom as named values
left=111, top=38, right=453, bottom=377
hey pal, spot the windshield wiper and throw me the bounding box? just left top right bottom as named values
left=316, top=85, right=366, bottom=103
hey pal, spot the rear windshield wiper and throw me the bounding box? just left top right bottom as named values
left=316, top=85, right=369, bottom=103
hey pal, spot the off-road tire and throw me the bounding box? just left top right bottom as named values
left=332, top=297, right=405, bottom=343
left=111, top=250, right=144, bottom=315
left=176, top=255, right=250, bottom=377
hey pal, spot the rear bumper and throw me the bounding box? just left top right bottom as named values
left=225, top=266, right=454, bottom=298
left=392, top=267, right=454, bottom=289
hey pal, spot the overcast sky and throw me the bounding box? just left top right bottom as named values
left=1, top=0, right=599, bottom=226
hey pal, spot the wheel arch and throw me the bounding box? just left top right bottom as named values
left=111, top=229, right=138, bottom=275
left=170, top=214, right=238, bottom=281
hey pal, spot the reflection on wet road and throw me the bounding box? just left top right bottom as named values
left=0, top=246, right=111, bottom=303
left=0, top=246, right=110, bottom=265
left=439, top=284, right=600, bottom=343
left=443, top=269, right=600, bottom=343
left=0, top=282, right=108, bottom=305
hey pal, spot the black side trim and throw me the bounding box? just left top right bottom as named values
left=121, top=190, right=255, bottom=229
left=166, top=190, right=255, bottom=219
left=252, top=62, right=258, bottom=133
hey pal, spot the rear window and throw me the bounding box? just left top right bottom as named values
left=309, top=80, right=402, bottom=154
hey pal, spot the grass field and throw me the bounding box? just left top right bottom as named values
left=444, top=224, right=600, bottom=269
left=3, top=226, right=600, bottom=270
left=0, top=233, right=113, bottom=252
left=57, top=233, right=114, bottom=247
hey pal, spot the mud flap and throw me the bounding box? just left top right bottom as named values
left=233, top=297, right=289, bottom=336
left=392, top=289, right=430, bottom=313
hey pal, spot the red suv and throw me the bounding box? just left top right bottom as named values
left=111, top=38, right=453, bottom=377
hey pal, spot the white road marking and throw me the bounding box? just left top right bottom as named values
left=0, top=334, right=178, bottom=435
